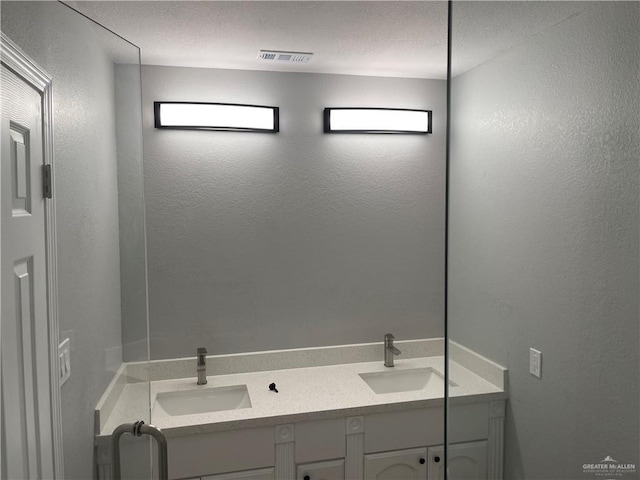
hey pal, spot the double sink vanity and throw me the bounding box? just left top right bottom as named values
left=95, top=338, right=507, bottom=480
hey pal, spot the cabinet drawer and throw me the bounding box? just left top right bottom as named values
left=168, top=428, right=274, bottom=478
left=295, top=419, right=345, bottom=463
left=203, top=467, right=275, bottom=480
left=365, top=409, right=443, bottom=453
left=296, top=459, right=344, bottom=480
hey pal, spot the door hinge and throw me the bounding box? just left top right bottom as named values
left=43, top=164, right=52, bottom=198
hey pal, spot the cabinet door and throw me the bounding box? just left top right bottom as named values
left=364, top=447, right=427, bottom=480
left=202, top=467, right=275, bottom=480
left=427, top=441, right=487, bottom=480
left=296, top=459, right=344, bottom=480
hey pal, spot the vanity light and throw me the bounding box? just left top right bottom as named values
left=154, top=102, right=279, bottom=132
left=323, top=108, right=432, bottom=134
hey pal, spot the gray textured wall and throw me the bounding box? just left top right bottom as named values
left=1, top=3, right=125, bottom=478
left=449, top=2, right=639, bottom=478
left=142, top=65, right=446, bottom=359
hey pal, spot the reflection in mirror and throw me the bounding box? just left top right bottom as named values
left=449, top=1, right=639, bottom=479
left=74, top=1, right=450, bottom=360
left=72, top=2, right=453, bottom=479
left=1, top=1, right=149, bottom=478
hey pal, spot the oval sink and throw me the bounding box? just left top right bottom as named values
left=154, top=384, right=251, bottom=416
left=359, top=367, right=454, bottom=395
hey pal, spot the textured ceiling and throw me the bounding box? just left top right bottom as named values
left=450, top=1, right=591, bottom=75
left=71, top=1, right=590, bottom=79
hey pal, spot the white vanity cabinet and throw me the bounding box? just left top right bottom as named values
left=296, top=459, right=345, bottom=480
left=427, top=441, right=488, bottom=480
left=364, top=447, right=428, bottom=479
left=100, top=400, right=505, bottom=480
left=358, top=400, right=503, bottom=480
left=363, top=440, right=488, bottom=480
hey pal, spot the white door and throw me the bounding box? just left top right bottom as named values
left=1, top=61, right=55, bottom=479
left=364, top=447, right=427, bottom=480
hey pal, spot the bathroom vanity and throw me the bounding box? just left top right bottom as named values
left=95, top=340, right=507, bottom=480
left=159, top=402, right=504, bottom=480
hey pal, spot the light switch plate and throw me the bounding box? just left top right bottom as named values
left=59, top=338, right=71, bottom=386
left=529, top=348, right=542, bottom=378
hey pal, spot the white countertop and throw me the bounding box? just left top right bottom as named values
left=99, top=355, right=506, bottom=438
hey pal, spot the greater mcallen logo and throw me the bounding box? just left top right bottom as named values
left=583, top=456, right=636, bottom=478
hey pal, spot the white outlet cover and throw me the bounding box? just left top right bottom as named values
left=59, top=338, right=71, bottom=386
left=529, top=348, right=542, bottom=378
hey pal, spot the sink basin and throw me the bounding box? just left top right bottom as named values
left=153, top=385, right=251, bottom=416
left=359, top=367, right=454, bottom=394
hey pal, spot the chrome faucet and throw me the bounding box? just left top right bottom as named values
left=384, top=333, right=401, bottom=367
left=197, top=347, right=208, bottom=385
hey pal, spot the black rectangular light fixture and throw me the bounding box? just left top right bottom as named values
left=324, top=107, right=432, bottom=134
left=154, top=102, right=279, bottom=132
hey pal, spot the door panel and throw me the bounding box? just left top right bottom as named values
left=10, top=126, right=31, bottom=214
left=1, top=63, right=54, bottom=480
left=428, top=442, right=488, bottom=480
left=364, top=447, right=427, bottom=480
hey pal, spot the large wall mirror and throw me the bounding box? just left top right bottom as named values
left=76, top=1, right=450, bottom=361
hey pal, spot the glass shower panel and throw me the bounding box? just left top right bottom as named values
left=1, top=2, right=151, bottom=479
left=447, top=2, right=639, bottom=479
left=125, top=2, right=450, bottom=478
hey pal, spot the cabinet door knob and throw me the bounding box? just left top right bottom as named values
left=434, top=456, right=441, bottom=463
left=419, top=458, right=426, bottom=465
left=304, top=476, right=310, bottom=480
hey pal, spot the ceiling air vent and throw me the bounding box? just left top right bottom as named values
left=258, top=50, right=313, bottom=63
